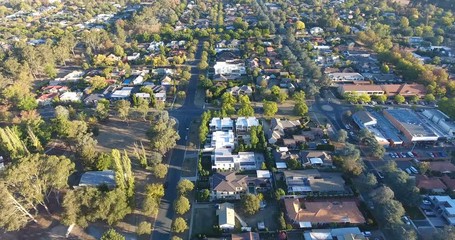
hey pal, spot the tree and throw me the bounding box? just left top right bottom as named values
left=271, top=86, right=287, bottom=103
left=425, top=93, right=436, bottom=102
left=147, top=112, right=180, bottom=154
left=237, top=95, right=254, bottom=116
left=149, top=151, right=163, bottom=166
left=198, top=61, right=209, bottom=70
left=174, top=196, right=191, bottom=215
left=151, top=163, right=168, bottom=179
left=275, top=188, right=286, bottom=200
left=394, top=94, right=405, bottom=104
left=115, top=100, right=130, bottom=121
left=294, top=102, right=308, bottom=116
left=143, top=184, right=164, bottom=215
left=263, top=101, right=278, bottom=117
left=337, top=129, right=348, bottom=143
left=177, top=91, right=186, bottom=100
left=295, top=20, right=306, bottom=30
left=435, top=226, right=455, bottom=240
left=375, top=94, right=387, bottom=103
left=90, top=76, right=108, bottom=90
left=199, top=189, right=210, bottom=201
left=370, top=186, right=394, bottom=204
left=95, top=99, right=110, bottom=120
left=101, top=229, right=125, bottom=240
left=335, top=143, right=363, bottom=176
left=137, top=221, right=152, bottom=235
left=241, top=194, right=260, bottom=215
left=172, top=217, right=188, bottom=233
left=177, top=179, right=194, bottom=195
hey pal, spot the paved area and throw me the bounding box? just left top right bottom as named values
left=151, top=44, right=204, bottom=240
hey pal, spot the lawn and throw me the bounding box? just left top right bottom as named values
left=404, top=205, right=425, bottom=220
left=192, top=207, right=217, bottom=237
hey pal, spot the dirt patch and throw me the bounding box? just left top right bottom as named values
left=96, top=117, right=150, bottom=154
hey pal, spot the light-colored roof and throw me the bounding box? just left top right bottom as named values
left=78, top=170, right=116, bottom=188
left=256, top=170, right=271, bottom=178
left=217, top=202, right=235, bottom=227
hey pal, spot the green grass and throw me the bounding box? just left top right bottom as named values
left=404, top=205, right=425, bottom=220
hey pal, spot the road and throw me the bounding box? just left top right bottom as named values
left=150, top=43, right=204, bottom=240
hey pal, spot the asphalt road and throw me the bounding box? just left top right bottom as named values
left=150, top=44, right=204, bottom=240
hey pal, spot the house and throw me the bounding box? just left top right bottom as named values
left=217, top=203, right=236, bottom=230
left=429, top=195, right=455, bottom=225
left=154, top=92, right=166, bottom=102
left=209, top=117, right=234, bottom=132
left=160, top=75, right=173, bottom=89
left=134, top=93, right=151, bottom=100
left=231, top=232, right=260, bottom=240
left=37, top=93, right=58, bottom=106
left=210, top=131, right=235, bottom=150
left=212, top=149, right=261, bottom=171
left=284, top=198, right=366, bottom=227
left=328, top=72, right=365, bottom=83
left=236, top=117, right=260, bottom=134
left=84, top=93, right=105, bottom=106
left=429, top=162, right=455, bottom=174
left=42, top=85, right=69, bottom=93
left=283, top=170, right=347, bottom=195
left=211, top=172, right=248, bottom=200
left=126, top=52, right=140, bottom=61
left=59, top=92, right=83, bottom=102
left=77, top=170, right=116, bottom=189
left=267, top=118, right=301, bottom=144
left=213, top=61, right=246, bottom=75
left=310, top=27, right=324, bottom=35
left=300, top=151, right=332, bottom=167
left=110, top=87, right=133, bottom=100
left=416, top=175, right=447, bottom=193
left=227, top=85, right=253, bottom=96
left=304, top=227, right=366, bottom=240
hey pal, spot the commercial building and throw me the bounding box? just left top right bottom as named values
left=328, top=72, right=365, bottom=83
left=338, top=83, right=426, bottom=98
left=422, top=109, right=455, bottom=139
left=384, top=109, right=439, bottom=144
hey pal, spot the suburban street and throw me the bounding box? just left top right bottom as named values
left=150, top=43, right=204, bottom=240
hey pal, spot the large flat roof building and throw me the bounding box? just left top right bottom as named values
left=384, top=109, right=438, bottom=143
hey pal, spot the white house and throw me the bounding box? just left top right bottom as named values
left=110, top=87, right=133, bottom=100
left=310, top=27, right=324, bottom=35
left=217, top=203, right=236, bottom=230
left=59, top=92, right=83, bottom=102
left=213, top=61, right=246, bottom=75
left=127, top=52, right=140, bottom=61
left=211, top=131, right=235, bottom=150
left=236, top=117, right=260, bottom=133
left=212, top=149, right=258, bottom=171
left=209, top=117, right=234, bottom=132
left=148, top=41, right=164, bottom=52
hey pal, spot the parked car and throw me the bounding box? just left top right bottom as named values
left=407, top=152, right=414, bottom=158
left=410, top=166, right=418, bottom=174
left=402, top=216, right=411, bottom=225
left=405, top=168, right=412, bottom=175
left=424, top=210, right=436, bottom=216
left=423, top=200, right=431, bottom=205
